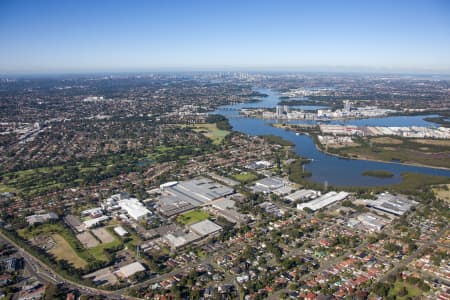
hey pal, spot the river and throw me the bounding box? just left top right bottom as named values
left=213, top=89, right=450, bottom=187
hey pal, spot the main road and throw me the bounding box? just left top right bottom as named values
left=1, top=229, right=248, bottom=299
left=0, top=230, right=140, bottom=300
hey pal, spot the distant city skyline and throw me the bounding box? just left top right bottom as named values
left=1, top=0, right=450, bottom=74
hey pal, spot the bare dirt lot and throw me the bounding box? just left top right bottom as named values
left=433, top=184, right=450, bottom=203
left=50, top=234, right=87, bottom=268
left=76, top=231, right=99, bottom=248
left=92, top=227, right=115, bottom=244
left=371, top=137, right=404, bottom=145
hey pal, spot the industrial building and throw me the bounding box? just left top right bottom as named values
left=102, top=193, right=128, bottom=212
left=252, top=176, right=286, bottom=194
left=273, top=185, right=294, bottom=196
left=157, top=198, right=194, bottom=218
left=297, top=191, right=349, bottom=211
left=83, top=216, right=109, bottom=229
left=207, top=198, right=248, bottom=225
left=114, top=226, right=128, bottom=237
left=158, top=177, right=234, bottom=217
left=246, top=160, right=272, bottom=170
left=368, top=193, right=418, bottom=216
left=285, top=189, right=320, bottom=203
left=64, top=215, right=85, bottom=233
left=163, top=231, right=201, bottom=249
left=207, top=173, right=240, bottom=187
left=320, top=124, right=363, bottom=136
left=356, top=213, right=389, bottom=231
left=319, top=124, right=450, bottom=139
left=115, top=262, right=146, bottom=279
left=211, top=198, right=236, bottom=211
left=189, top=220, right=222, bottom=237
left=102, top=193, right=151, bottom=220
left=81, top=207, right=103, bottom=218
left=259, top=201, right=285, bottom=217
left=171, top=177, right=234, bottom=203
left=117, top=197, right=151, bottom=220
left=159, top=181, right=178, bottom=190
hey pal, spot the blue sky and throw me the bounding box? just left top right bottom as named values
left=0, top=0, right=449, bottom=73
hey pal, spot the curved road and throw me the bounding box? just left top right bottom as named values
left=0, top=230, right=140, bottom=300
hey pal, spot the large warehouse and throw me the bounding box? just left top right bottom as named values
left=115, top=262, right=145, bottom=279
left=102, top=193, right=151, bottom=220
left=368, top=193, right=418, bottom=216
left=285, top=189, right=319, bottom=203
left=297, top=191, right=349, bottom=211
left=118, top=197, right=151, bottom=220
left=158, top=177, right=234, bottom=217
left=189, top=220, right=223, bottom=237
left=252, top=176, right=286, bottom=194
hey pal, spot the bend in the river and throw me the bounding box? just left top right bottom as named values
left=213, top=88, right=450, bottom=187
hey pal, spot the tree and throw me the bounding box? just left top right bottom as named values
left=44, top=283, right=59, bottom=299
left=398, top=286, right=408, bottom=297
left=373, top=282, right=391, bottom=297
left=303, top=207, right=314, bottom=214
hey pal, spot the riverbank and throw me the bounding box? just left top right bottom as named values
left=273, top=123, right=450, bottom=171
left=214, top=88, right=450, bottom=187
left=316, top=137, right=450, bottom=172
left=241, top=113, right=395, bottom=122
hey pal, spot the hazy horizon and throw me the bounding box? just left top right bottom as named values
left=3, top=66, right=450, bottom=77
left=1, top=0, right=450, bottom=74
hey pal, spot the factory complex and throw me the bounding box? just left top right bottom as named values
left=297, top=191, right=350, bottom=211
left=319, top=124, right=450, bottom=139
left=158, top=177, right=234, bottom=217
left=367, top=193, right=418, bottom=216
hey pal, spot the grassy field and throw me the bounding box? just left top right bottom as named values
left=0, top=183, right=15, bottom=193
left=49, top=234, right=88, bottom=268
left=1, top=151, right=171, bottom=197
left=327, top=141, right=360, bottom=149
left=371, top=137, right=404, bottom=145
left=433, top=184, right=450, bottom=203
left=326, top=136, right=450, bottom=169
left=413, top=139, right=450, bottom=147
left=87, top=238, right=121, bottom=261
left=177, top=209, right=210, bottom=225
left=389, top=172, right=450, bottom=194
left=232, top=172, right=259, bottom=184
left=18, top=222, right=122, bottom=266
left=18, top=223, right=64, bottom=240
left=389, top=281, right=423, bottom=299
left=147, top=145, right=201, bottom=161
left=18, top=224, right=89, bottom=268
left=0, top=161, right=107, bottom=197
left=192, top=123, right=230, bottom=145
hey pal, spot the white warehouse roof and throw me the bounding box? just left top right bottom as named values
left=83, top=216, right=109, bottom=229
left=297, top=191, right=349, bottom=211
left=189, top=219, right=222, bottom=237
left=118, top=198, right=151, bottom=220
left=114, top=226, right=128, bottom=237
left=285, top=189, right=319, bottom=202
left=115, top=262, right=145, bottom=279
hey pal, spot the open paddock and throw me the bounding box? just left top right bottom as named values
left=412, top=139, right=450, bottom=147
left=371, top=137, right=403, bottom=145
left=49, top=234, right=87, bottom=268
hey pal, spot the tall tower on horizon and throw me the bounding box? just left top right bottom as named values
left=276, top=106, right=281, bottom=117
left=343, top=100, right=352, bottom=111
